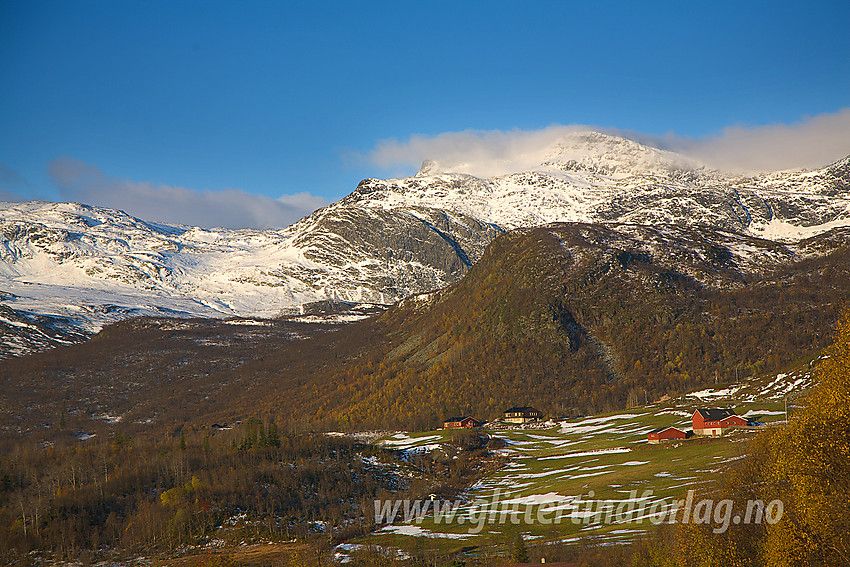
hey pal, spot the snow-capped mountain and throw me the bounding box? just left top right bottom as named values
left=1, top=131, right=848, bottom=358
left=353, top=132, right=850, bottom=238
left=0, top=201, right=501, bottom=357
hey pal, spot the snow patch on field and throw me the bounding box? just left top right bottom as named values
left=559, top=414, right=643, bottom=434
left=742, top=409, right=786, bottom=417
left=539, top=447, right=631, bottom=460
left=380, top=434, right=442, bottom=448
left=499, top=492, right=572, bottom=506
left=380, top=524, right=471, bottom=539
left=687, top=386, right=743, bottom=399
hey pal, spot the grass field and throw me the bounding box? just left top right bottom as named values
left=340, top=364, right=814, bottom=561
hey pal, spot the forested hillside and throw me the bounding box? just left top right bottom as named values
left=2, top=223, right=849, bottom=438
left=294, top=223, right=850, bottom=429
left=628, top=309, right=850, bottom=566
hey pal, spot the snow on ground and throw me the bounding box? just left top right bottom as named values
left=288, top=313, right=374, bottom=324
left=95, top=414, right=122, bottom=423
left=380, top=525, right=472, bottom=539
left=498, top=492, right=573, bottom=506
left=539, top=447, right=631, bottom=461
left=748, top=371, right=814, bottom=400
left=334, top=543, right=410, bottom=563
left=570, top=470, right=613, bottom=479
left=654, top=410, right=692, bottom=417
left=742, top=410, right=786, bottom=417
left=686, top=386, right=743, bottom=399
left=380, top=434, right=442, bottom=448
left=366, top=372, right=816, bottom=551
left=406, top=444, right=442, bottom=455
left=363, top=363, right=824, bottom=553
left=749, top=216, right=850, bottom=242
left=223, top=319, right=271, bottom=326
left=559, top=414, right=643, bottom=434
left=0, top=201, right=390, bottom=357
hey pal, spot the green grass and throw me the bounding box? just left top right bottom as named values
left=355, top=370, right=812, bottom=558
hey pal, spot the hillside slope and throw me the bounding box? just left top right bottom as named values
left=2, top=222, right=849, bottom=438
left=292, top=223, right=850, bottom=429
left=2, top=132, right=848, bottom=359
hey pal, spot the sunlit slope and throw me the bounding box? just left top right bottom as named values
left=310, top=222, right=850, bottom=429
left=355, top=370, right=807, bottom=557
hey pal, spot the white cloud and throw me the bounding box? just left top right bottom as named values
left=654, top=108, right=850, bottom=173
left=368, top=125, right=594, bottom=178
left=367, top=108, right=850, bottom=177
left=48, top=157, right=326, bottom=229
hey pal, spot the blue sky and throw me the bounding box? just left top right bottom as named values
left=1, top=0, right=849, bottom=228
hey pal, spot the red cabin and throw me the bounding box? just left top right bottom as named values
left=442, top=416, right=483, bottom=429
left=693, top=409, right=747, bottom=436
left=647, top=426, right=688, bottom=444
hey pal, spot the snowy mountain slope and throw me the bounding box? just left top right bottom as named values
left=0, top=201, right=501, bottom=358
left=351, top=132, right=850, bottom=235
left=1, top=131, right=848, bottom=358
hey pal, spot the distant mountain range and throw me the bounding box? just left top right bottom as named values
left=1, top=131, right=849, bottom=358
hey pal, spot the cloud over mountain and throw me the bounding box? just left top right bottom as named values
left=367, top=108, right=850, bottom=177
left=48, top=157, right=326, bottom=229
left=655, top=108, right=850, bottom=173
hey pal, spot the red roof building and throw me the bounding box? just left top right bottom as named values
left=692, top=409, right=747, bottom=436
left=647, top=426, right=688, bottom=444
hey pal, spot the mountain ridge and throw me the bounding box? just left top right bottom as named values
left=295, top=221, right=850, bottom=428
left=1, top=132, right=849, bottom=358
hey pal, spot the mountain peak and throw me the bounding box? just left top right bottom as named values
left=540, top=131, right=702, bottom=175
left=416, top=159, right=441, bottom=177
left=408, top=131, right=706, bottom=180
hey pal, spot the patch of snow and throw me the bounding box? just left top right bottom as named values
left=380, top=434, right=442, bottom=448
left=379, top=524, right=471, bottom=539
left=539, top=447, right=631, bottom=460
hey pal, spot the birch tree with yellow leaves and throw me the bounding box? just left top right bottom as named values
left=763, top=309, right=850, bottom=565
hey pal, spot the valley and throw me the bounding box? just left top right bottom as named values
left=1, top=134, right=849, bottom=565
left=2, top=221, right=848, bottom=442
left=352, top=367, right=809, bottom=562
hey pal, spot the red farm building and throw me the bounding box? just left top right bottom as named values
left=647, top=426, right=688, bottom=444
left=692, top=409, right=747, bottom=436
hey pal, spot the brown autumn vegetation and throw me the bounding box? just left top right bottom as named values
left=0, top=418, right=495, bottom=564
left=344, top=307, right=850, bottom=567
left=2, top=224, right=849, bottom=442
left=0, top=223, right=849, bottom=564
left=287, top=224, right=850, bottom=430
left=624, top=308, right=850, bottom=566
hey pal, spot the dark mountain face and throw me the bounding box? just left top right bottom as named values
left=289, top=223, right=849, bottom=429
left=286, top=205, right=504, bottom=302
